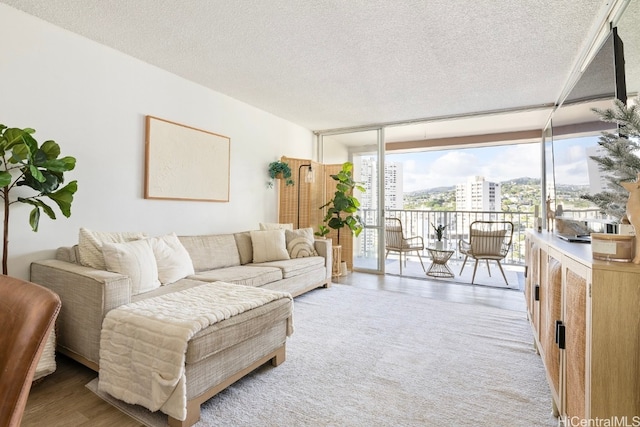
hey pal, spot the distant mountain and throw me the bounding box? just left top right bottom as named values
left=406, top=186, right=454, bottom=197
left=403, top=176, right=592, bottom=211
left=406, top=177, right=540, bottom=195
left=501, top=177, right=540, bottom=186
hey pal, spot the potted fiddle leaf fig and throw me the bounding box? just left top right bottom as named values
left=0, top=124, right=78, bottom=274
left=267, top=160, right=294, bottom=188
left=320, top=161, right=365, bottom=245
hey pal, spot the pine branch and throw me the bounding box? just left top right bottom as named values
left=586, top=95, right=640, bottom=220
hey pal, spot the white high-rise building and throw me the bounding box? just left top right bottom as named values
left=455, top=176, right=501, bottom=211
left=356, top=158, right=404, bottom=259
left=359, top=158, right=404, bottom=210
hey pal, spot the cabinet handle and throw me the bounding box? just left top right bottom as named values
left=555, top=321, right=566, bottom=350
left=524, top=266, right=528, bottom=279
left=534, top=285, right=540, bottom=301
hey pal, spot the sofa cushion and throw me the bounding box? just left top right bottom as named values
left=252, top=256, right=324, bottom=279
left=250, top=230, right=290, bottom=263
left=102, top=239, right=161, bottom=295
left=78, top=227, right=147, bottom=270
left=178, top=234, right=241, bottom=272
left=149, top=233, right=195, bottom=285
left=233, top=231, right=253, bottom=265
left=285, top=228, right=318, bottom=258
left=188, top=265, right=282, bottom=287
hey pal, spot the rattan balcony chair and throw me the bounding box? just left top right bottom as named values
left=385, top=217, right=426, bottom=275
left=458, top=220, right=514, bottom=285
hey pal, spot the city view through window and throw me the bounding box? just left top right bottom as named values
left=354, top=136, right=604, bottom=268
left=363, top=137, right=603, bottom=213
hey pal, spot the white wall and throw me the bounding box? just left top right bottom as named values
left=0, top=4, right=313, bottom=280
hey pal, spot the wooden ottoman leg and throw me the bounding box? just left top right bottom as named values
left=168, top=400, right=201, bottom=427
left=167, top=345, right=287, bottom=427
left=271, top=345, right=286, bottom=366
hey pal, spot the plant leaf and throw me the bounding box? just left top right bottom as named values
left=46, top=180, right=77, bottom=217
left=29, top=206, right=41, bottom=232
left=28, top=164, right=46, bottom=183
left=41, top=140, right=61, bottom=160
left=17, top=169, right=62, bottom=193
left=0, top=171, right=11, bottom=188
left=18, top=197, right=57, bottom=221
left=40, top=156, right=76, bottom=172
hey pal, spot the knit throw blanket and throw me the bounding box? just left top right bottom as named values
left=98, top=282, right=293, bottom=421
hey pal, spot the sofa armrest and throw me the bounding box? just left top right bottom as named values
left=314, top=239, right=332, bottom=281
left=30, top=259, right=132, bottom=368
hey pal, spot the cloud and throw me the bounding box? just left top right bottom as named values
left=390, top=143, right=542, bottom=192
left=382, top=138, right=597, bottom=193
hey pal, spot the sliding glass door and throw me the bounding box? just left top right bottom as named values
left=320, top=128, right=385, bottom=274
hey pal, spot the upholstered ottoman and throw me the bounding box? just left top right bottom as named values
left=178, top=295, right=292, bottom=427
left=98, top=282, right=294, bottom=427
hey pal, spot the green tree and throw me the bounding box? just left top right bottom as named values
left=0, top=125, right=77, bottom=274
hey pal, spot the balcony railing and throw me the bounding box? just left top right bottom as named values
left=358, top=208, right=605, bottom=265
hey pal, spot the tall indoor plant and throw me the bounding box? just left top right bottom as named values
left=0, top=125, right=77, bottom=274
left=320, top=161, right=365, bottom=245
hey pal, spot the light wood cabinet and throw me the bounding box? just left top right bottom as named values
left=525, top=230, right=640, bottom=423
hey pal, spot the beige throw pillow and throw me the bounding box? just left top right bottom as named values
left=250, top=229, right=290, bottom=263
left=234, top=231, right=254, bottom=265
left=149, top=233, right=195, bottom=285
left=102, top=239, right=161, bottom=295
left=78, top=227, right=147, bottom=270
left=285, top=228, right=318, bottom=258
left=259, top=222, right=293, bottom=231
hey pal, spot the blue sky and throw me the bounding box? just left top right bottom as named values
left=388, top=137, right=600, bottom=193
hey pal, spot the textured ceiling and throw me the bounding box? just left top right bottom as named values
left=1, top=0, right=635, bottom=136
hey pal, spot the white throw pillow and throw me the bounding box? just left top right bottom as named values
left=102, top=239, right=161, bottom=295
left=78, top=227, right=147, bottom=270
left=149, top=233, right=195, bottom=285
left=250, top=229, right=290, bottom=263
left=259, top=222, right=293, bottom=231
left=285, top=228, right=318, bottom=258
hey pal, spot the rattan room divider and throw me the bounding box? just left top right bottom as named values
left=278, top=157, right=353, bottom=271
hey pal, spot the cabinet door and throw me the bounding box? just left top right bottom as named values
left=541, top=255, right=562, bottom=410
left=591, top=268, right=640, bottom=418
left=524, top=238, right=539, bottom=326
left=563, top=262, right=587, bottom=421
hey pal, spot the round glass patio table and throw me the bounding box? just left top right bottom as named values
left=426, top=247, right=455, bottom=278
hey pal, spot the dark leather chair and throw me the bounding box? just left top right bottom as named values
left=0, top=275, right=61, bottom=427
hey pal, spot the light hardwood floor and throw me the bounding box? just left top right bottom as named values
left=23, top=270, right=525, bottom=426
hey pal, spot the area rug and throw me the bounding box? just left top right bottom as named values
left=87, top=284, right=556, bottom=427
left=385, top=257, right=522, bottom=289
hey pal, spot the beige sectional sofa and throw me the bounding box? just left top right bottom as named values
left=30, top=226, right=331, bottom=426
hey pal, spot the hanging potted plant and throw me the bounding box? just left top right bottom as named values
left=0, top=124, right=78, bottom=274
left=267, top=160, right=294, bottom=188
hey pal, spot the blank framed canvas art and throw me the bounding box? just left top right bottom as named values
left=145, top=116, right=230, bottom=202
